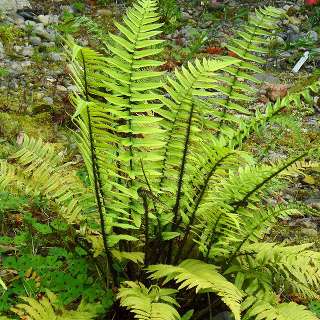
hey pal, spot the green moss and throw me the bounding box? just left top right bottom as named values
left=0, top=23, right=25, bottom=47
left=0, top=112, right=54, bottom=142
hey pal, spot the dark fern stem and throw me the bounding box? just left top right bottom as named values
left=80, top=50, right=117, bottom=288
left=232, top=152, right=308, bottom=214
left=167, top=103, right=195, bottom=264
left=174, top=152, right=234, bottom=264
left=140, top=159, right=163, bottom=264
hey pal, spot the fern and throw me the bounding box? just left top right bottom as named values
left=1, top=1, right=320, bottom=320
left=148, top=259, right=243, bottom=320
left=0, top=136, right=95, bottom=224
left=10, top=290, right=98, bottom=320
left=118, top=282, right=180, bottom=320
left=246, top=300, right=318, bottom=320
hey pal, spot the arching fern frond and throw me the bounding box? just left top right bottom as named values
left=118, top=281, right=180, bottom=320
left=214, top=6, right=285, bottom=131
left=0, top=135, right=95, bottom=223
left=158, top=57, right=239, bottom=230
left=11, top=290, right=98, bottom=320
left=148, top=259, right=243, bottom=320
left=246, top=300, right=318, bottom=320
left=235, top=242, right=320, bottom=300
left=68, top=0, right=167, bottom=229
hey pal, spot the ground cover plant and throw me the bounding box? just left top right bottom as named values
left=1, top=0, right=320, bottom=319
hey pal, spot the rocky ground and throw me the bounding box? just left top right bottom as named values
left=0, top=0, right=319, bottom=239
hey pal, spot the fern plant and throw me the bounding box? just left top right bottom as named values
left=1, top=1, right=320, bottom=319
left=10, top=290, right=98, bottom=320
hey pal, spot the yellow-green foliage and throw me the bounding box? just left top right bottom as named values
left=1, top=1, right=320, bottom=320
left=11, top=290, right=98, bottom=320
left=0, top=23, right=24, bottom=47
left=0, top=112, right=54, bottom=142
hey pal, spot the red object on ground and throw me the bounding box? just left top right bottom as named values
left=206, top=47, right=224, bottom=54
left=305, top=0, right=319, bottom=5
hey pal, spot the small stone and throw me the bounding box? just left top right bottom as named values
left=38, top=14, right=50, bottom=26
left=14, top=15, right=25, bottom=25
left=30, top=36, right=42, bottom=46
left=16, top=0, right=31, bottom=10
left=10, top=61, right=23, bottom=74
left=42, top=41, right=55, bottom=48
left=283, top=5, right=291, bottom=11
left=21, top=60, right=31, bottom=68
left=301, top=220, right=318, bottom=229
left=301, top=228, right=318, bottom=237
left=266, top=84, right=288, bottom=101
left=270, top=36, right=285, bottom=47
left=255, top=73, right=280, bottom=84
left=67, top=85, right=78, bottom=92
left=97, top=9, right=113, bottom=17
left=21, top=46, right=34, bottom=57
left=24, top=20, right=36, bottom=27
left=17, top=10, right=38, bottom=22
left=13, top=45, right=22, bottom=53
left=33, top=23, right=55, bottom=41
left=43, top=96, right=53, bottom=105
left=308, top=30, right=318, bottom=42
left=0, top=0, right=17, bottom=13
left=49, top=52, right=62, bottom=62
left=56, top=85, right=67, bottom=92
left=288, top=24, right=299, bottom=33
left=0, top=41, right=4, bottom=59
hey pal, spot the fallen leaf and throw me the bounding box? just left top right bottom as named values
left=303, top=175, right=316, bottom=185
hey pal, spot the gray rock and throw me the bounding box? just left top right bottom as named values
left=305, top=198, right=320, bottom=210
left=21, top=60, right=31, bottom=68
left=24, top=20, right=36, bottom=27
left=283, top=5, right=291, bottom=11
left=42, top=41, right=55, bottom=48
left=287, top=31, right=304, bottom=43
left=13, top=45, right=22, bottom=53
left=0, top=41, right=5, bottom=60
left=61, top=5, right=75, bottom=14
left=21, top=45, right=33, bottom=57
left=33, top=23, right=55, bottom=41
left=49, top=52, right=62, bottom=62
left=14, top=15, right=25, bottom=25
left=30, top=36, right=42, bottom=46
left=67, top=85, right=77, bottom=92
left=96, top=9, right=113, bottom=17
left=288, top=24, right=299, bottom=34
left=0, top=0, right=17, bottom=13
left=16, top=0, right=31, bottom=10
left=301, top=228, right=318, bottom=237
left=255, top=72, right=280, bottom=84
left=10, top=61, right=23, bottom=74
left=308, top=30, right=318, bottom=42
left=37, top=14, right=50, bottom=26
left=43, top=96, right=53, bottom=105
left=56, top=84, right=67, bottom=92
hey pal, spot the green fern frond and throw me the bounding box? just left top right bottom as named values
left=236, top=242, right=320, bottom=300
left=148, top=259, right=243, bottom=320
left=229, top=78, right=320, bottom=148
left=196, top=153, right=309, bottom=260
left=158, top=58, right=240, bottom=230
left=11, top=290, right=98, bottom=320
left=118, top=281, right=180, bottom=320
left=246, top=300, right=318, bottom=320
left=68, top=0, right=167, bottom=229
left=213, top=6, right=285, bottom=131
left=0, top=135, right=95, bottom=223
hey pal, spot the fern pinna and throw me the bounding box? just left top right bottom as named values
left=1, top=1, right=320, bottom=320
